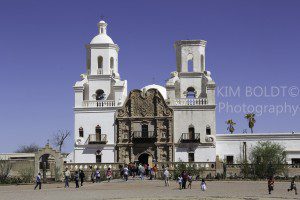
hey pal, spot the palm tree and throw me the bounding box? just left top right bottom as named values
left=226, top=119, right=236, bottom=134
left=245, top=113, right=256, bottom=133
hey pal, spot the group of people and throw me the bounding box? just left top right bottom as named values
left=33, top=166, right=297, bottom=196
left=162, top=168, right=206, bottom=191
left=120, top=163, right=158, bottom=180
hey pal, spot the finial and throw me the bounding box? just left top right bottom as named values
left=100, top=15, right=105, bottom=21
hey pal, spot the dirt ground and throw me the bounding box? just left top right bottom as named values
left=0, top=179, right=298, bottom=200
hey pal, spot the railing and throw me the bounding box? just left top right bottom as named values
left=133, top=131, right=155, bottom=139
left=179, top=133, right=200, bottom=143
left=169, top=98, right=208, bottom=106
left=85, top=134, right=107, bottom=145
left=82, top=100, right=115, bottom=108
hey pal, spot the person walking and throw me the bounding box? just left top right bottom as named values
left=287, top=177, right=298, bottom=195
left=178, top=175, right=183, bottom=190
left=34, top=172, right=42, bottom=190
left=181, top=170, right=188, bottom=189
left=95, top=168, right=101, bottom=183
left=139, top=164, right=145, bottom=180
left=64, top=168, right=71, bottom=188
left=153, top=164, right=158, bottom=179
left=163, top=168, right=170, bottom=187
left=201, top=179, right=207, bottom=191
left=187, top=174, right=193, bottom=189
left=123, top=165, right=129, bottom=181
left=90, top=170, right=95, bottom=183
left=79, top=170, right=85, bottom=186
left=106, top=167, right=112, bottom=182
left=74, top=171, right=79, bottom=188
left=268, top=176, right=275, bottom=194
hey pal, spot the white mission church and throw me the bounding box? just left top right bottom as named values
left=70, top=20, right=300, bottom=166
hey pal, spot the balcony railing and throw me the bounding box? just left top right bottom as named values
left=169, top=98, right=208, bottom=106
left=132, top=131, right=155, bottom=142
left=82, top=100, right=115, bottom=108
left=179, top=133, right=200, bottom=143
left=85, top=134, right=107, bottom=145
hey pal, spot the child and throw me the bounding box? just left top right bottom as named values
left=287, top=177, right=298, bottom=195
left=178, top=175, right=183, bottom=190
left=106, top=167, right=112, bottom=182
left=95, top=168, right=101, bottom=183
left=201, top=179, right=207, bottom=191
left=34, top=172, right=42, bottom=190
left=187, top=174, right=193, bottom=189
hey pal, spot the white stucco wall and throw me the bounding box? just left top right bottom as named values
left=74, top=146, right=115, bottom=163
left=216, top=133, right=300, bottom=164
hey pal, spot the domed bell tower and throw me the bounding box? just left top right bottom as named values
left=86, top=20, right=120, bottom=79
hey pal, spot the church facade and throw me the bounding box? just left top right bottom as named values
left=71, top=20, right=300, bottom=166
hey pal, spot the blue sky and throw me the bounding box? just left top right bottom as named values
left=0, top=0, right=299, bottom=153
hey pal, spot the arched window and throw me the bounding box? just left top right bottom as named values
left=206, top=125, right=211, bottom=135
left=110, top=57, right=114, bottom=69
left=79, top=127, right=84, bottom=137
left=187, top=54, right=193, bottom=72
left=188, top=125, right=195, bottom=140
left=186, top=87, right=196, bottom=98
left=98, top=56, right=103, bottom=69
left=95, top=89, right=105, bottom=100
left=95, top=125, right=101, bottom=134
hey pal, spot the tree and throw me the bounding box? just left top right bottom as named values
left=51, top=130, right=70, bottom=152
left=250, top=141, right=286, bottom=178
left=245, top=113, right=256, bottom=133
left=15, top=144, right=39, bottom=153
left=226, top=119, right=236, bottom=134
left=0, top=160, right=12, bottom=182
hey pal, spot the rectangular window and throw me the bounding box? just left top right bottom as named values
left=96, top=155, right=102, bottom=163
left=79, top=128, right=84, bottom=137
left=226, top=156, right=234, bottom=164
left=188, top=152, right=194, bottom=162
left=141, top=124, right=148, bottom=138
left=206, top=127, right=211, bottom=135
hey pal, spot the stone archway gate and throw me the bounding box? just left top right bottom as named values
left=35, top=144, right=64, bottom=181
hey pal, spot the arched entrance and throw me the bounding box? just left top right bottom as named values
left=138, top=153, right=153, bottom=165
left=35, top=144, right=63, bottom=182
left=39, top=154, right=56, bottom=181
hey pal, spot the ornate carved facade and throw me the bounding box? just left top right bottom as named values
left=116, top=89, right=173, bottom=164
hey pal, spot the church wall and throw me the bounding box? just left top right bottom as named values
left=178, top=76, right=203, bottom=98
left=173, top=109, right=216, bottom=143
left=74, top=147, right=115, bottom=163
left=87, top=78, right=112, bottom=100
left=74, top=111, right=116, bottom=145
left=90, top=48, right=118, bottom=75
left=216, top=134, right=300, bottom=164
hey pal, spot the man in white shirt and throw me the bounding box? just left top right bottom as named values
left=164, top=168, right=170, bottom=186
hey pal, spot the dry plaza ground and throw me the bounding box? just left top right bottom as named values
left=0, top=179, right=298, bottom=200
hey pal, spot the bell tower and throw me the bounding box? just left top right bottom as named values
left=86, top=20, right=120, bottom=78
left=174, top=40, right=206, bottom=73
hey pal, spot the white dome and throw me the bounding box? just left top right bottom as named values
left=141, top=84, right=167, bottom=99
left=90, top=34, right=114, bottom=44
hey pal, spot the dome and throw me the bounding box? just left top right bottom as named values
left=90, top=34, right=114, bottom=44
left=141, top=84, right=167, bottom=99
left=90, top=20, right=114, bottom=44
